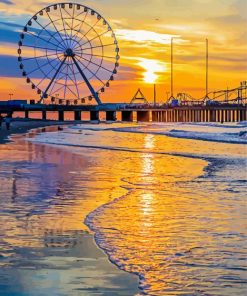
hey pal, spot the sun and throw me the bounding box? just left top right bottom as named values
left=138, top=58, right=166, bottom=84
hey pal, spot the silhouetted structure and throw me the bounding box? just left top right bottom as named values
left=130, top=88, right=149, bottom=104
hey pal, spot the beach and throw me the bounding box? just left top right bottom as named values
left=0, top=120, right=246, bottom=295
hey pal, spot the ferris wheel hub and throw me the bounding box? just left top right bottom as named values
left=64, top=48, right=75, bottom=57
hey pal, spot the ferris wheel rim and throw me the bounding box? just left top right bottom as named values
left=17, top=2, right=120, bottom=103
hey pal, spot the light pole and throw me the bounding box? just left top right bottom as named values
left=169, top=38, right=175, bottom=101
left=171, top=37, right=173, bottom=97
left=153, top=83, right=156, bottom=106
left=9, top=93, right=13, bottom=101
left=205, top=38, right=209, bottom=100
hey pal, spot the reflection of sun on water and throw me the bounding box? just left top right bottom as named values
left=141, top=134, right=155, bottom=220
left=143, top=134, right=155, bottom=174
left=138, top=58, right=167, bottom=84
left=141, top=192, right=155, bottom=219
left=144, top=134, right=155, bottom=150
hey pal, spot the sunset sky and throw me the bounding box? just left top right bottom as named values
left=0, top=0, right=246, bottom=103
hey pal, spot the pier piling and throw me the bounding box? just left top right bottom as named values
left=121, top=111, right=133, bottom=122
left=58, top=110, right=64, bottom=121
left=137, top=111, right=150, bottom=122
left=42, top=110, right=46, bottom=120
left=25, top=110, right=29, bottom=119
left=90, top=111, right=99, bottom=121
left=74, top=110, right=81, bottom=121
left=106, top=111, right=117, bottom=121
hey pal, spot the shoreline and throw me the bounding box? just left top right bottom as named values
left=0, top=119, right=140, bottom=295
left=0, top=118, right=73, bottom=144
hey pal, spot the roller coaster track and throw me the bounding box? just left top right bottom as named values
left=175, top=81, right=247, bottom=105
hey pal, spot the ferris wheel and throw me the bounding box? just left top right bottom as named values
left=17, top=2, right=119, bottom=105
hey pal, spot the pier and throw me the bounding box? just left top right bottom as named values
left=0, top=104, right=246, bottom=123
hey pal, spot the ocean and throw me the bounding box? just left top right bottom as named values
left=0, top=121, right=246, bottom=295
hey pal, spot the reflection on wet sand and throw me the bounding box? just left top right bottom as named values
left=0, top=129, right=139, bottom=295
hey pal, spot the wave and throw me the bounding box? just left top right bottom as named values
left=167, top=129, right=247, bottom=144
left=45, top=122, right=247, bottom=145
left=106, top=123, right=247, bottom=144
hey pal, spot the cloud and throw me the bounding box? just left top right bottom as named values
left=0, top=54, right=34, bottom=79
left=0, top=27, right=19, bottom=44
left=0, top=0, right=13, bottom=5
left=0, top=55, right=21, bottom=77
left=207, top=14, right=246, bottom=26
left=0, top=20, right=23, bottom=28
left=116, top=29, right=179, bottom=45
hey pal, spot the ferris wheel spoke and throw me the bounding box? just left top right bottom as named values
left=73, top=34, right=98, bottom=53
left=74, top=56, right=104, bottom=85
left=81, top=52, right=116, bottom=60
left=72, top=56, right=102, bottom=104
left=36, top=61, right=65, bottom=87
left=72, top=33, right=92, bottom=52
left=63, top=64, right=69, bottom=99
left=31, top=20, right=66, bottom=51
left=40, top=56, right=67, bottom=102
left=72, top=20, right=102, bottom=52
left=66, top=83, right=78, bottom=98
left=68, top=63, right=80, bottom=99
left=79, top=29, right=110, bottom=48
left=37, top=58, right=62, bottom=89
left=62, top=18, right=75, bottom=47
left=25, top=30, right=62, bottom=52
left=77, top=54, right=112, bottom=73
left=22, top=52, right=60, bottom=61
left=65, top=84, right=78, bottom=99
left=81, top=43, right=116, bottom=51
left=71, top=11, right=88, bottom=41
left=22, top=43, right=63, bottom=53
left=73, top=22, right=104, bottom=52
left=74, top=9, right=87, bottom=21
left=61, top=6, right=73, bottom=18
left=70, top=5, right=76, bottom=40
left=38, top=24, right=66, bottom=51
left=50, top=82, right=67, bottom=97
left=52, top=73, right=78, bottom=98
left=59, top=6, right=71, bottom=48
left=49, top=64, right=79, bottom=99
left=26, top=55, right=59, bottom=76
left=78, top=18, right=101, bottom=44
left=48, top=72, right=66, bottom=96
left=47, top=67, right=70, bottom=97
left=45, top=11, right=69, bottom=50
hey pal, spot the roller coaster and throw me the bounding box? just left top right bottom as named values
left=173, top=81, right=247, bottom=106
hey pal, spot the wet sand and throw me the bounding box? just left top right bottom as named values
left=0, top=119, right=70, bottom=144
left=0, top=120, right=139, bottom=295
